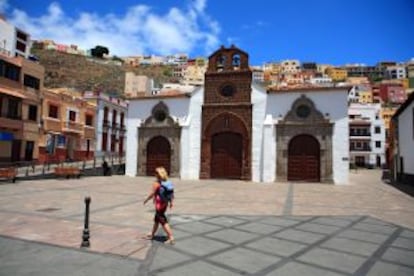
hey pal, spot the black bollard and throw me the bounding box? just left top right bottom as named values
left=81, top=196, right=91, bottom=248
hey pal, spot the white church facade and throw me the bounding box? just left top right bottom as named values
left=126, top=46, right=350, bottom=184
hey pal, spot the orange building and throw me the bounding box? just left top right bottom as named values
left=0, top=52, right=43, bottom=162
left=39, top=88, right=96, bottom=162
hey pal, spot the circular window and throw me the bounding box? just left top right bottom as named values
left=220, top=85, right=235, bottom=97
left=296, top=105, right=311, bottom=118
left=154, top=110, right=167, bottom=122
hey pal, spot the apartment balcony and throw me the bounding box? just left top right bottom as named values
left=112, top=122, right=119, bottom=130
left=350, top=146, right=372, bottom=152
left=349, top=131, right=371, bottom=137
left=84, top=126, right=96, bottom=139
left=43, top=117, right=62, bottom=133
left=63, top=120, right=83, bottom=134
left=120, top=124, right=126, bottom=134
left=0, top=116, right=23, bottom=131
left=103, top=119, right=110, bottom=126
left=349, top=120, right=371, bottom=127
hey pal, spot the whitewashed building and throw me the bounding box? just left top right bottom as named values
left=83, top=92, right=128, bottom=159
left=0, top=16, right=32, bottom=58
left=391, top=92, right=414, bottom=184
left=348, top=103, right=386, bottom=168
left=126, top=46, right=350, bottom=184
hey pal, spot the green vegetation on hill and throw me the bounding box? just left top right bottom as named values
left=31, top=48, right=176, bottom=95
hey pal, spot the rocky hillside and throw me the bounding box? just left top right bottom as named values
left=31, top=48, right=176, bottom=95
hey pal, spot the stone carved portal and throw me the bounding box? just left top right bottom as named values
left=137, top=101, right=181, bottom=177
left=201, top=112, right=251, bottom=180
left=276, top=95, right=333, bottom=183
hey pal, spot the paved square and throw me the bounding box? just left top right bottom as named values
left=208, top=247, right=280, bottom=274
left=297, top=247, right=367, bottom=273
left=245, top=237, right=307, bottom=257
left=1, top=170, right=414, bottom=275
left=205, top=228, right=259, bottom=244
left=265, top=262, right=344, bottom=276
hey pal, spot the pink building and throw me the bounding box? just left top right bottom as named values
left=379, top=83, right=407, bottom=104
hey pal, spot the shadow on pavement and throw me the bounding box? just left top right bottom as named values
left=382, top=169, right=414, bottom=197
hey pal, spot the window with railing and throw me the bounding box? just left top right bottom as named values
left=16, top=41, right=26, bottom=52
left=24, top=74, right=40, bottom=90
left=69, top=110, right=76, bottom=122
left=350, top=141, right=371, bottom=151
left=7, top=98, right=21, bottom=119
left=16, top=31, right=28, bottom=41
left=48, top=104, right=59, bottom=118
left=102, top=132, right=108, bottom=151
left=85, top=114, right=93, bottom=126
left=103, top=106, right=109, bottom=126
left=112, top=110, right=117, bottom=127
left=120, top=112, right=125, bottom=129
left=28, top=105, right=37, bottom=121
left=0, top=60, right=21, bottom=81
left=110, top=134, right=116, bottom=152
left=350, top=127, right=371, bottom=136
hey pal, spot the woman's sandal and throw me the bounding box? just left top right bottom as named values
left=142, top=233, right=154, bottom=240
left=164, top=238, right=175, bottom=245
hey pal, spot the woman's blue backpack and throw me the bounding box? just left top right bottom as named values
left=158, top=180, right=174, bottom=203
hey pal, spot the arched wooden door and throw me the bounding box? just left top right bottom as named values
left=146, top=136, right=170, bottom=176
left=288, top=135, right=320, bottom=182
left=211, top=132, right=242, bottom=179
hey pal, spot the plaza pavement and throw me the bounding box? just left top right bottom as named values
left=0, top=169, right=413, bottom=275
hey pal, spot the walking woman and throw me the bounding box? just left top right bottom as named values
left=143, top=167, right=175, bottom=244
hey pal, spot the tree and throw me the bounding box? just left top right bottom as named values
left=90, top=45, right=109, bottom=58
left=112, top=55, right=124, bottom=63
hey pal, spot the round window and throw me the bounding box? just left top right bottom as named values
left=154, top=110, right=167, bottom=122
left=296, top=105, right=311, bottom=118
left=220, top=85, right=235, bottom=97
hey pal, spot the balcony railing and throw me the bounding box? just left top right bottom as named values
left=84, top=126, right=95, bottom=138
left=0, top=116, right=23, bottom=130
left=349, top=131, right=371, bottom=137
left=63, top=120, right=83, bottom=133
left=350, top=146, right=371, bottom=152
left=103, top=119, right=110, bottom=127
left=0, top=112, right=22, bottom=120
left=43, top=117, right=62, bottom=132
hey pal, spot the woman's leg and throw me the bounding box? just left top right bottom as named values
left=162, top=222, right=174, bottom=241
left=151, top=221, right=159, bottom=237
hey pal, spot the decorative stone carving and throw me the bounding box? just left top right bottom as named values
left=137, top=101, right=181, bottom=177
left=276, top=95, right=333, bottom=183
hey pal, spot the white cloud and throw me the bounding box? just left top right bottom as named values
left=0, top=0, right=8, bottom=13
left=7, top=0, right=221, bottom=56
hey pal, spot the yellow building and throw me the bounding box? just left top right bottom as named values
left=381, top=106, right=398, bottom=138
left=39, top=88, right=96, bottom=163
left=0, top=52, right=44, bottom=162
left=325, top=67, right=348, bottom=82
left=182, top=58, right=207, bottom=86
left=358, top=91, right=373, bottom=104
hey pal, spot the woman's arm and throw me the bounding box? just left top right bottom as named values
left=143, top=182, right=158, bottom=205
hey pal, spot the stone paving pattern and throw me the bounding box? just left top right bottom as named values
left=0, top=169, right=413, bottom=275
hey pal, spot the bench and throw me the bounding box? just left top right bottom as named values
left=54, top=167, right=81, bottom=179
left=0, top=167, right=17, bottom=183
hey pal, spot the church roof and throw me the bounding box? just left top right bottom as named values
left=127, top=90, right=192, bottom=100
left=208, top=44, right=249, bottom=59
left=267, top=85, right=352, bottom=94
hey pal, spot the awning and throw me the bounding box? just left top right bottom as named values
left=0, top=86, right=26, bottom=99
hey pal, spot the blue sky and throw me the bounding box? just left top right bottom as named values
left=2, top=0, right=414, bottom=65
